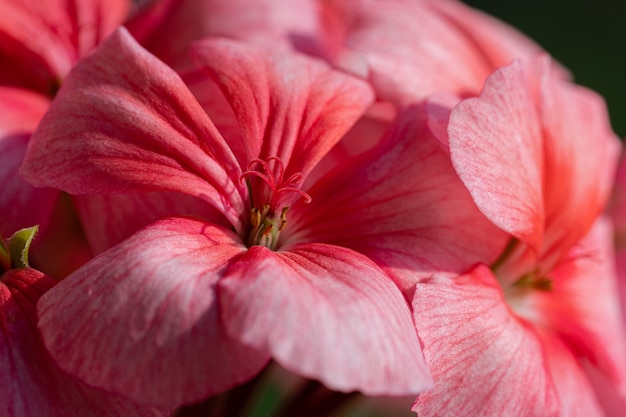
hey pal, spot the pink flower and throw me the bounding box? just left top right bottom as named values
left=412, top=58, right=626, bottom=415
left=0, top=227, right=166, bottom=417
left=317, top=0, right=570, bottom=108
left=19, top=28, right=506, bottom=407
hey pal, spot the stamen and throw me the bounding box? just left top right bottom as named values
left=239, top=156, right=312, bottom=249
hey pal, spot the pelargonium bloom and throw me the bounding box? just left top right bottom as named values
left=0, top=226, right=165, bottom=417
left=412, top=58, right=626, bottom=415
left=17, top=28, right=508, bottom=408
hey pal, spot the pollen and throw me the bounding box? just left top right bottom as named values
left=239, top=157, right=311, bottom=249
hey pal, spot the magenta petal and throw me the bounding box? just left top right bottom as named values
left=20, top=28, right=246, bottom=230
left=190, top=38, right=374, bottom=179
left=1, top=268, right=165, bottom=417
left=218, top=243, right=432, bottom=396
left=37, top=218, right=267, bottom=407
left=448, top=61, right=545, bottom=251
left=412, top=265, right=559, bottom=416
left=287, top=105, right=507, bottom=294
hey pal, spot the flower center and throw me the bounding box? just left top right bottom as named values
left=239, top=157, right=311, bottom=249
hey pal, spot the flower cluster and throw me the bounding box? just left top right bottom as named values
left=2, top=0, right=626, bottom=416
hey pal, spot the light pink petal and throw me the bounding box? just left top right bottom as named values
left=330, top=0, right=492, bottom=105
left=127, top=0, right=322, bottom=74
left=37, top=218, right=267, bottom=408
left=448, top=61, right=545, bottom=251
left=190, top=38, right=374, bottom=180
left=20, top=28, right=246, bottom=230
left=412, top=265, right=559, bottom=416
left=527, top=217, right=626, bottom=411
left=285, top=105, right=507, bottom=294
left=430, top=0, right=569, bottom=79
left=0, top=87, right=57, bottom=235
left=74, top=192, right=229, bottom=254
left=1, top=268, right=165, bottom=417
left=218, top=243, right=432, bottom=396
left=538, top=57, right=622, bottom=261
left=0, top=0, right=130, bottom=93
left=538, top=331, right=605, bottom=417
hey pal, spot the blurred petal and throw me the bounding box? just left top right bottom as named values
left=0, top=0, right=130, bottom=92
left=37, top=218, right=267, bottom=407
left=0, top=87, right=57, bottom=235
left=1, top=268, right=165, bottom=417
left=219, top=243, right=432, bottom=396
left=528, top=217, right=626, bottom=411
left=412, top=265, right=559, bottom=416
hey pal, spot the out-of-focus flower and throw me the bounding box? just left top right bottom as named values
left=0, top=0, right=140, bottom=277
left=17, top=28, right=507, bottom=408
left=0, top=226, right=166, bottom=417
left=412, top=58, right=626, bottom=416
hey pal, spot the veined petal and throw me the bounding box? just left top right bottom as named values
left=412, top=265, right=559, bottom=417
left=190, top=38, right=374, bottom=179
left=37, top=218, right=267, bottom=408
left=527, top=217, right=626, bottom=411
left=218, top=243, right=432, bottom=396
left=286, top=105, right=507, bottom=294
left=538, top=331, right=605, bottom=417
left=448, top=61, right=545, bottom=252
left=538, top=56, right=622, bottom=261
left=0, top=88, right=57, bottom=234
left=0, top=0, right=130, bottom=93
left=20, top=28, right=246, bottom=230
left=1, top=268, right=165, bottom=417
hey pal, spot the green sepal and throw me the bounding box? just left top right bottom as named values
left=8, top=225, right=39, bottom=269
left=0, top=238, right=9, bottom=271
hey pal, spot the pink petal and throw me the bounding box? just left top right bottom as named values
left=218, top=243, right=432, bottom=396
left=527, top=217, right=626, bottom=411
left=412, top=265, right=559, bottom=416
left=538, top=58, right=622, bottom=261
left=431, top=0, right=568, bottom=78
left=0, top=0, right=130, bottom=93
left=448, top=61, right=545, bottom=252
left=330, top=0, right=492, bottom=105
left=74, top=192, right=229, bottom=254
left=128, top=0, right=323, bottom=74
left=20, top=28, right=246, bottom=230
left=0, top=87, right=57, bottom=235
left=285, top=105, right=507, bottom=294
left=37, top=217, right=267, bottom=408
left=190, top=37, right=374, bottom=179
left=1, top=268, right=165, bottom=417
left=538, top=331, right=605, bottom=416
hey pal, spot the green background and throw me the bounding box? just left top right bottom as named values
left=463, top=0, right=626, bottom=137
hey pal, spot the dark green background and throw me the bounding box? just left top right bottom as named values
left=463, top=0, right=626, bottom=137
